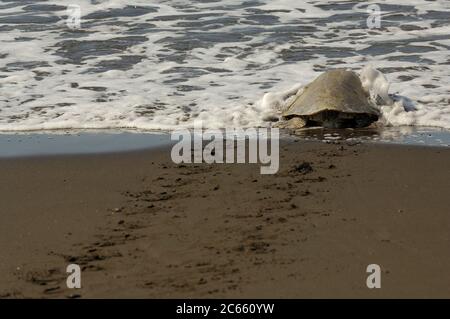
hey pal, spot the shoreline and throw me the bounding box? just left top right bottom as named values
left=1, top=140, right=449, bottom=298
left=0, top=126, right=449, bottom=159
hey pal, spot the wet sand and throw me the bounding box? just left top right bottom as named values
left=0, top=141, right=450, bottom=298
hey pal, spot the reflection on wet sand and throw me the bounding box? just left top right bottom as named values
left=286, top=126, right=450, bottom=147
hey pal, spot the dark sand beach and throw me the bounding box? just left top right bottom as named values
left=1, top=0, right=449, bottom=304
left=1, top=140, right=449, bottom=298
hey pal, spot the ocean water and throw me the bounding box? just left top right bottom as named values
left=0, top=131, right=172, bottom=157
left=0, top=0, right=449, bottom=132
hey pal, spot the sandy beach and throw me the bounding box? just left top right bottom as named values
left=1, top=0, right=449, bottom=304
left=1, top=140, right=449, bottom=298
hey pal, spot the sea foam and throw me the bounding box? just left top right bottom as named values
left=0, top=0, right=449, bottom=131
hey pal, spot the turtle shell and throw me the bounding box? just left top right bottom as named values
left=282, top=69, right=379, bottom=119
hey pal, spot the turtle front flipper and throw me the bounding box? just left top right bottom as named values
left=274, top=117, right=307, bottom=129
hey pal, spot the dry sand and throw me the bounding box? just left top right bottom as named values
left=0, top=141, right=449, bottom=298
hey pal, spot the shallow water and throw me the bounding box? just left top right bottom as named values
left=0, top=131, right=171, bottom=157
left=0, top=127, right=448, bottom=158
left=0, top=0, right=449, bottom=132
left=289, top=126, right=450, bottom=147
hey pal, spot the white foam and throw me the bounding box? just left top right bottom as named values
left=0, top=0, right=449, bottom=132
left=360, top=65, right=393, bottom=106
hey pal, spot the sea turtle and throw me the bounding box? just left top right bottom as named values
left=277, top=69, right=380, bottom=129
